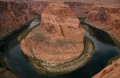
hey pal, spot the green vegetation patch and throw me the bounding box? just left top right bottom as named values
left=107, top=55, right=120, bottom=65
left=18, top=29, right=32, bottom=41
left=111, top=37, right=120, bottom=49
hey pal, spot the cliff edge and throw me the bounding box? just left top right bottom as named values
left=20, top=2, right=86, bottom=73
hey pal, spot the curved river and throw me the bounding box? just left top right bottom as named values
left=1, top=18, right=120, bottom=78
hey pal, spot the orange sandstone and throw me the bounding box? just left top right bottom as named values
left=21, top=3, right=84, bottom=65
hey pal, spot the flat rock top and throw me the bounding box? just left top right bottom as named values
left=21, top=3, right=84, bottom=64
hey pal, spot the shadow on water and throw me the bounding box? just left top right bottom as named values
left=0, top=18, right=120, bottom=78
left=79, top=18, right=115, bottom=46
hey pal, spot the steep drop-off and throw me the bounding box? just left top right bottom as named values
left=87, top=5, right=120, bottom=43
left=93, top=58, right=120, bottom=78
left=0, top=1, right=33, bottom=40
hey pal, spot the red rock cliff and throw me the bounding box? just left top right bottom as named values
left=88, top=6, right=120, bottom=42
left=93, top=58, right=120, bottom=78
left=0, top=1, right=33, bottom=39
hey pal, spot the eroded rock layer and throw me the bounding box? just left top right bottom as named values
left=93, top=58, right=120, bottom=78
left=0, top=1, right=33, bottom=39
left=21, top=3, right=84, bottom=65
left=87, top=6, right=120, bottom=42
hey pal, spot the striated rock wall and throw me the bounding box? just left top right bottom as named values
left=93, top=58, right=120, bottom=78
left=0, top=0, right=119, bottom=43
left=65, top=1, right=120, bottom=43
left=0, top=1, right=34, bottom=39
left=65, top=2, right=93, bottom=18
left=87, top=6, right=120, bottom=42
left=31, top=1, right=48, bottom=15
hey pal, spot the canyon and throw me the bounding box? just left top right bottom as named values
left=0, top=0, right=120, bottom=78
left=0, top=0, right=120, bottom=43
left=31, top=0, right=120, bottom=43
left=87, top=3, right=120, bottom=44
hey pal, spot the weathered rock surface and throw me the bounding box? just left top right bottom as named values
left=1, top=0, right=119, bottom=44
left=21, top=3, right=84, bottom=65
left=31, top=1, right=48, bottom=15
left=1, top=0, right=120, bottom=76
left=65, top=1, right=120, bottom=43
left=93, top=58, right=120, bottom=78
left=65, top=2, right=93, bottom=18
left=87, top=5, right=120, bottom=42
left=0, top=1, right=33, bottom=39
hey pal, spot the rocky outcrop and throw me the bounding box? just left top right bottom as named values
left=65, top=1, right=120, bottom=43
left=66, top=1, right=120, bottom=46
left=93, top=58, right=120, bottom=78
left=0, top=1, right=34, bottom=39
left=20, top=3, right=86, bottom=73
left=87, top=3, right=120, bottom=43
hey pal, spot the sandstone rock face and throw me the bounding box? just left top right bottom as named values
left=65, top=2, right=93, bottom=18
left=65, top=1, right=120, bottom=43
left=86, top=3, right=120, bottom=42
left=0, top=1, right=33, bottom=39
left=93, top=58, right=120, bottom=78
left=21, top=3, right=84, bottom=65
left=41, top=3, right=84, bottom=42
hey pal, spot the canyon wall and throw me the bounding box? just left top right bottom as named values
left=64, top=1, right=120, bottom=50
left=87, top=4, right=120, bottom=43
left=93, top=58, right=120, bottom=78
left=31, top=1, right=48, bottom=15
left=0, top=0, right=120, bottom=77
left=0, top=0, right=119, bottom=42
left=0, top=1, right=33, bottom=40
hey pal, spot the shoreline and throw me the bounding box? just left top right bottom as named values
left=27, top=36, right=95, bottom=74
left=83, top=18, right=120, bottom=49
left=0, top=17, right=38, bottom=78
